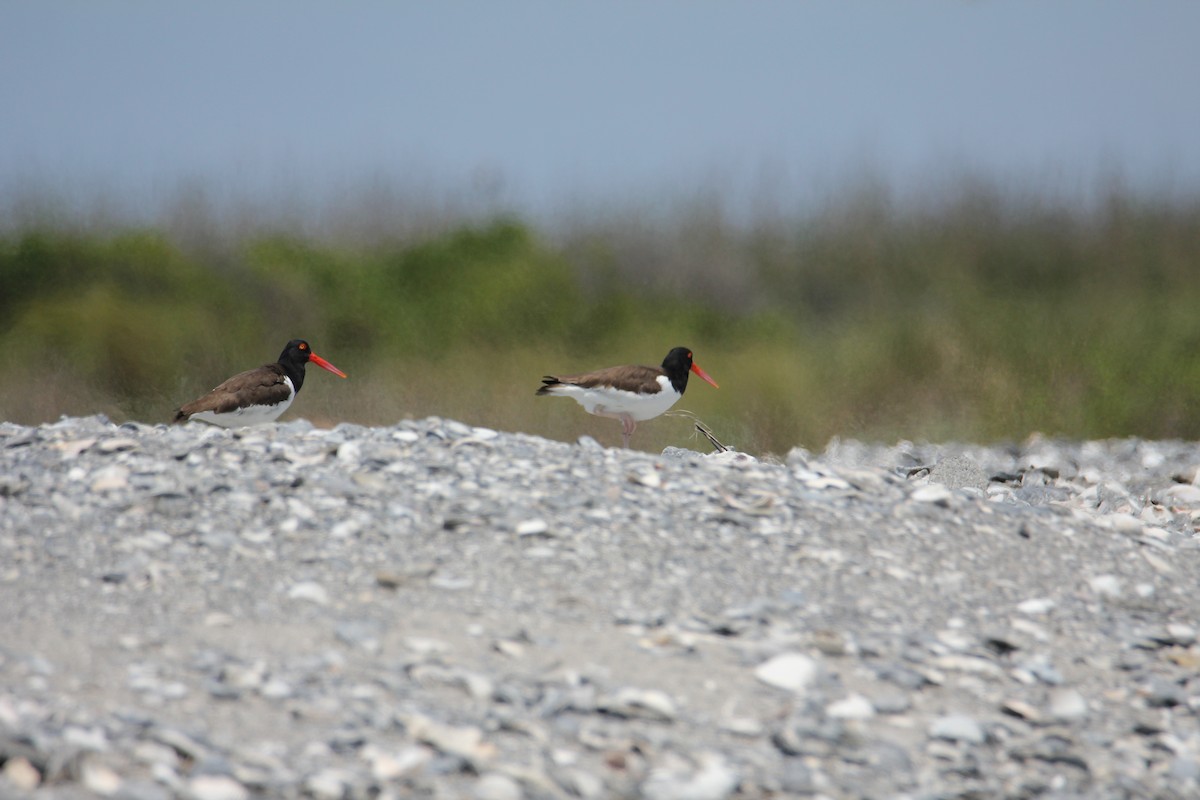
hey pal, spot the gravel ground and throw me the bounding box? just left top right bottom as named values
left=3, top=416, right=1200, bottom=799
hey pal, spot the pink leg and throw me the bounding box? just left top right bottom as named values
left=620, top=415, right=636, bottom=448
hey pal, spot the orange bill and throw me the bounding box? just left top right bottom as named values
left=691, top=362, right=718, bottom=389
left=310, top=353, right=348, bottom=378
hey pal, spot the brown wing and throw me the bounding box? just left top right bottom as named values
left=538, top=364, right=665, bottom=395
left=173, top=364, right=291, bottom=421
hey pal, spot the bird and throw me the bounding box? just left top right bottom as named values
left=172, top=339, right=347, bottom=427
left=536, top=346, right=719, bottom=448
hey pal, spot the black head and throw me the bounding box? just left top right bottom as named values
left=275, top=339, right=347, bottom=392
left=275, top=340, right=314, bottom=392
left=660, top=347, right=719, bottom=394
left=278, top=339, right=314, bottom=366
left=661, top=347, right=696, bottom=377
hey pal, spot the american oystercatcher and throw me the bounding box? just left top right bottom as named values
left=172, top=339, right=347, bottom=427
left=536, top=347, right=719, bottom=448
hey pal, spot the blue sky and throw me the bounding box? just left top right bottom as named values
left=3, top=2, right=1199, bottom=222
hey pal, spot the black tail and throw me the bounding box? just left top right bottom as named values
left=535, top=376, right=561, bottom=396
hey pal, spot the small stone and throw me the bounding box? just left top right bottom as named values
left=1012, top=660, right=1062, bottom=687
left=54, top=438, right=97, bottom=458
left=806, top=475, right=851, bottom=491
left=430, top=573, right=474, bottom=590
left=1164, top=483, right=1200, bottom=505
left=1001, top=699, right=1043, bottom=723
left=404, top=637, right=449, bottom=657
left=305, top=768, right=355, bottom=800
left=493, top=639, right=526, bottom=659
left=556, top=768, right=605, bottom=800
left=97, top=437, right=138, bottom=453
left=2, top=757, right=40, bottom=791
left=910, top=485, right=954, bottom=506
left=826, top=693, right=875, bottom=720
left=81, top=759, right=123, bottom=795
left=91, top=465, right=130, bottom=492
left=287, top=581, right=329, bottom=605
left=597, top=687, right=678, bottom=722
left=719, top=717, right=765, bottom=737
left=403, top=714, right=495, bottom=761
left=1088, top=574, right=1122, bottom=598
left=1145, top=678, right=1187, bottom=708
left=1048, top=688, right=1089, bottom=721
left=329, top=518, right=362, bottom=539
left=869, top=687, right=913, bottom=714
left=786, top=447, right=811, bottom=468
left=1017, top=598, right=1055, bottom=615
left=335, top=441, right=363, bottom=464
left=1142, top=550, right=1174, bottom=574
left=933, top=654, right=1005, bottom=678
left=929, top=714, right=986, bottom=744
left=629, top=471, right=662, bottom=488
left=369, top=746, right=430, bottom=781
left=1167, top=623, right=1198, bottom=646
left=187, top=775, right=249, bottom=800
left=929, top=455, right=988, bottom=491
left=515, top=519, right=550, bottom=537
left=1107, top=513, right=1145, bottom=534
left=641, top=752, right=739, bottom=800
left=473, top=773, right=522, bottom=800
left=811, top=629, right=851, bottom=656
left=754, top=653, right=819, bottom=693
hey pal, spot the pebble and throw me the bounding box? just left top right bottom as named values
left=287, top=581, right=330, bottom=605
left=90, top=464, right=130, bottom=492
left=1017, top=598, right=1056, bottom=615
left=2, top=756, right=40, bottom=790
left=825, top=693, right=875, bottom=720
left=515, top=518, right=549, bottom=537
left=403, top=714, right=495, bottom=762
left=1002, top=698, right=1043, bottom=723
left=1048, top=688, right=1089, bottom=722
left=754, top=653, right=820, bottom=693
left=597, top=688, right=678, bottom=722
left=909, top=485, right=954, bottom=505
left=187, top=775, right=249, bottom=800
left=305, top=768, right=355, bottom=800
left=473, top=773, right=523, bottom=800
left=929, top=714, right=986, bottom=745
left=928, top=454, right=988, bottom=491
left=641, top=753, right=739, bottom=800
left=1088, top=574, right=1123, bottom=598
left=80, top=759, right=123, bottom=795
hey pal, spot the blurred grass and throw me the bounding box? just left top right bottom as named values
left=2, top=179, right=1199, bottom=455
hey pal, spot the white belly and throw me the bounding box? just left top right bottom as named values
left=556, top=376, right=682, bottom=421
left=189, top=379, right=295, bottom=428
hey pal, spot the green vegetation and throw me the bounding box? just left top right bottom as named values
left=2, top=182, right=1199, bottom=455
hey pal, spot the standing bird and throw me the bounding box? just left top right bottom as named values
left=537, top=347, right=719, bottom=448
left=172, top=339, right=347, bottom=428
